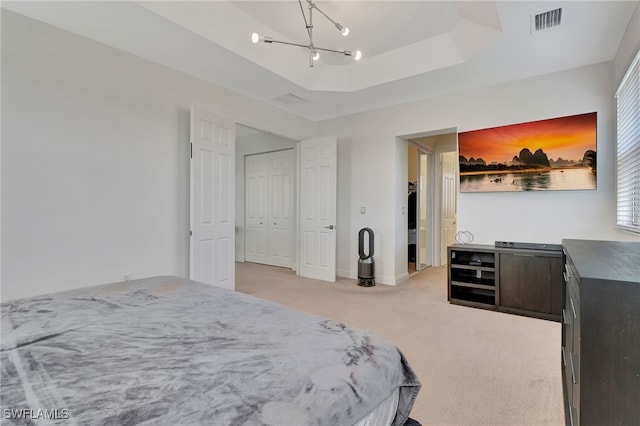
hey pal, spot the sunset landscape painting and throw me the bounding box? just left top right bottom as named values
left=458, top=112, right=597, bottom=192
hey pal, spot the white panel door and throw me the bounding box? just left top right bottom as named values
left=190, top=107, right=235, bottom=290
left=268, top=150, right=295, bottom=268
left=245, top=154, right=269, bottom=264
left=440, top=151, right=458, bottom=266
left=299, top=137, right=337, bottom=282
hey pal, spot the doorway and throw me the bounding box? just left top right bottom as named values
left=398, top=129, right=457, bottom=279
left=235, top=125, right=339, bottom=282
left=235, top=124, right=298, bottom=266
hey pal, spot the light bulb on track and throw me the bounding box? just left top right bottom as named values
left=250, top=0, right=361, bottom=67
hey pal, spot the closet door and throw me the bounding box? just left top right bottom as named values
left=268, top=150, right=294, bottom=268
left=245, top=149, right=294, bottom=268
left=245, top=154, right=269, bottom=264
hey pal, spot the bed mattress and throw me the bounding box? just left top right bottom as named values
left=1, top=276, right=420, bottom=425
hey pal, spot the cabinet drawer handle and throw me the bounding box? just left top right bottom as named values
left=562, top=309, right=571, bottom=325
left=570, top=299, right=577, bottom=319
left=564, top=265, right=574, bottom=279
left=569, top=405, right=576, bottom=426
left=561, top=346, right=566, bottom=367
left=570, top=352, right=579, bottom=384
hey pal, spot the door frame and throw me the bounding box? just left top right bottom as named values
left=416, top=146, right=434, bottom=271
left=234, top=123, right=298, bottom=267
left=407, top=142, right=435, bottom=272
left=398, top=128, right=458, bottom=279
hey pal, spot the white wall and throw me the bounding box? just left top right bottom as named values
left=3, top=5, right=639, bottom=299
left=1, top=11, right=315, bottom=301
left=235, top=130, right=298, bottom=262
left=320, top=60, right=640, bottom=285
left=614, top=2, right=640, bottom=86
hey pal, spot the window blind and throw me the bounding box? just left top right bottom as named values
left=616, top=49, right=640, bottom=234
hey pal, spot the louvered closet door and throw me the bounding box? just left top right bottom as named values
left=245, top=149, right=294, bottom=268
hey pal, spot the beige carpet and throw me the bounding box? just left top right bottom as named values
left=236, top=262, right=564, bottom=426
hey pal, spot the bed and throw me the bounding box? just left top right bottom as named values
left=1, top=276, right=421, bottom=425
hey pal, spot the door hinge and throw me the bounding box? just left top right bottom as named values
left=190, top=230, right=192, bottom=237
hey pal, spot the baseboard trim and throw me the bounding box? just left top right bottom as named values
left=395, top=272, right=410, bottom=284
left=337, top=269, right=356, bottom=280
left=337, top=269, right=397, bottom=286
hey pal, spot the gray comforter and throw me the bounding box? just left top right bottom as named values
left=1, top=276, right=420, bottom=425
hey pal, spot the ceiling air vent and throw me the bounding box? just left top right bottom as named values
left=532, top=8, right=563, bottom=32
left=271, top=93, right=306, bottom=106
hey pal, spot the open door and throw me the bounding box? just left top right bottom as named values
left=298, top=137, right=337, bottom=282
left=440, top=151, right=458, bottom=265
left=190, top=107, right=235, bottom=290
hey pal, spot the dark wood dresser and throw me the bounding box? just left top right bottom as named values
left=561, top=239, right=640, bottom=426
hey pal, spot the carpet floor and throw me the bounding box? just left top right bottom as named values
left=236, top=262, right=564, bottom=426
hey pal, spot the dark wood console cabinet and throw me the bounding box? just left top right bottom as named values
left=561, top=239, right=640, bottom=426
left=448, top=245, right=497, bottom=309
left=499, top=250, right=562, bottom=321
left=447, top=244, right=562, bottom=321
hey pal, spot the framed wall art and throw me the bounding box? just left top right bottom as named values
left=458, top=112, right=597, bottom=192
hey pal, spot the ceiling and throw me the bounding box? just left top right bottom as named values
left=2, top=1, right=637, bottom=121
